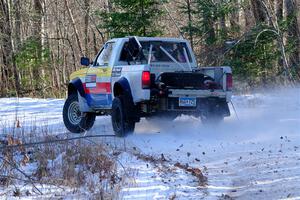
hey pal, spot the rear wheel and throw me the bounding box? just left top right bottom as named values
left=200, top=105, right=224, bottom=125
left=111, top=96, right=135, bottom=137
left=200, top=114, right=224, bottom=125
left=63, top=93, right=95, bottom=133
left=146, top=113, right=178, bottom=122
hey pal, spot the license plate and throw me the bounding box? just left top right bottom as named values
left=179, top=97, right=196, bottom=107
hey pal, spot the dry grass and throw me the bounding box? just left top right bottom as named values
left=0, top=130, right=122, bottom=199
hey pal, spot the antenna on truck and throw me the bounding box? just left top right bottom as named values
left=160, top=0, right=185, bottom=39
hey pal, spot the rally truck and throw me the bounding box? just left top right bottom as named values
left=63, top=37, right=232, bottom=137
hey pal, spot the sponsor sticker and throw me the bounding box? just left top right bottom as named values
left=112, top=67, right=122, bottom=77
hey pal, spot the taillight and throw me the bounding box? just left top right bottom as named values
left=226, top=73, right=233, bottom=91
left=142, top=71, right=151, bottom=89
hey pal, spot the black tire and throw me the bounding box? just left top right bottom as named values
left=111, top=96, right=135, bottom=137
left=146, top=113, right=178, bottom=122
left=199, top=100, right=225, bottom=125
left=63, top=93, right=96, bottom=133
left=200, top=114, right=224, bottom=125
left=200, top=106, right=224, bottom=125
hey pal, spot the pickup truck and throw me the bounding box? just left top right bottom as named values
left=63, top=37, right=232, bottom=137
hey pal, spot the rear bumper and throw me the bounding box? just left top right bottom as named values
left=140, top=94, right=230, bottom=118
left=162, top=97, right=229, bottom=116
left=169, top=89, right=226, bottom=98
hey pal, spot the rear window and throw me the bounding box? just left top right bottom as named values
left=119, top=41, right=192, bottom=63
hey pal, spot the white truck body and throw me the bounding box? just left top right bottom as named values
left=64, top=36, right=233, bottom=136
left=81, top=37, right=232, bottom=106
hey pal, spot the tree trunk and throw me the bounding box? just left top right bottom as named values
left=275, top=0, right=283, bottom=21
left=105, top=0, right=112, bottom=39
left=275, top=0, right=283, bottom=73
left=297, top=0, right=300, bottom=76
left=186, top=0, right=194, bottom=50
left=33, top=0, right=42, bottom=54
left=11, top=0, right=21, bottom=96
left=220, top=14, right=227, bottom=38
left=250, top=0, right=268, bottom=24
left=64, top=0, right=84, bottom=56
left=140, top=0, right=146, bottom=36
left=243, top=0, right=255, bottom=31
left=84, top=0, right=90, bottom=57
left=230, top=0, right=239, bottom=29
left=285, top=0, right=300, bottom=75
left=93, top=31, right=98, bottom=55
left=14, top=0, right=21, bottom=48
left=0, top=0, right=20, bottom=96
left=32, top=0, right=43, bottom=94
left=297, top=0, right=300, bottom=35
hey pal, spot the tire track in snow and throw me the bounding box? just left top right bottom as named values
left=117, top=151, right=209, bottom=200
left=202, top=144, right=300, bottom=199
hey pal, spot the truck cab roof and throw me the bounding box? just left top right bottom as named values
left=108, top=36, right=190, bottom=44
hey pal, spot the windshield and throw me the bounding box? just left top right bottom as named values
left=120, top=41, right=192, bottom=63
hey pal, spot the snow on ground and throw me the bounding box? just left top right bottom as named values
left=0, top=87, right=300, bottom=199
left=0, top=98, right=65, bottom=135
left=115, top=88, right=300, bottom=200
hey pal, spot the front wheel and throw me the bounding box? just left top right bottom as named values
left=63, top=93, right=96, bottom=133
left=111, top=97, right=135, bottom=137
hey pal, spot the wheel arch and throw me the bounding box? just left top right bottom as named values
left=67, top=78, right=93, bottom=113
left=68, top=78, right=85, bottom=97
left=113, top=77, right=139, bottom=122
left=113, top=77, right=133, bottom=99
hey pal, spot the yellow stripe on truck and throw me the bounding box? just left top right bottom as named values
left=70, top=68, right=88, bottom=80
left=70, top=67, right=112, bottom=81
left=88, top=67, right=112, bottom=77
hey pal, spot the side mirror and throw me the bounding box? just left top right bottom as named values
left=80, top=57, right=90, bottom=66
left=128, top=37, right=142, bottom=59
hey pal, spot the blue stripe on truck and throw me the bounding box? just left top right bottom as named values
left=86, top=94, right=112, bottom=108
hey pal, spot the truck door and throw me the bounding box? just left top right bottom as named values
left=84, top=42, right=115, bottom=109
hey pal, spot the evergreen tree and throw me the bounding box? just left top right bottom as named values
left=194, top=0, right=235, bottom=45
left=177, top=0, right=198, bottom=50
left=100, top=0, right=163, bottom=38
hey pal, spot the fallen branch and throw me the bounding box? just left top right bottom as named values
left=0, top=156, right=43, bottom=195
left=0, top=134, right=115, bottom=150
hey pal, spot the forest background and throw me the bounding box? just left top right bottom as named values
left=0, top=0, right=299, bottom=97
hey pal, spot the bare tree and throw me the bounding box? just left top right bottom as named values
left=64, top=0, right=84, bottom=56
left=0, top=0, right=20, bottom=96
left=84, top=0, right=90, bottom=57
left=32, top=0, right=43, bottom=93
